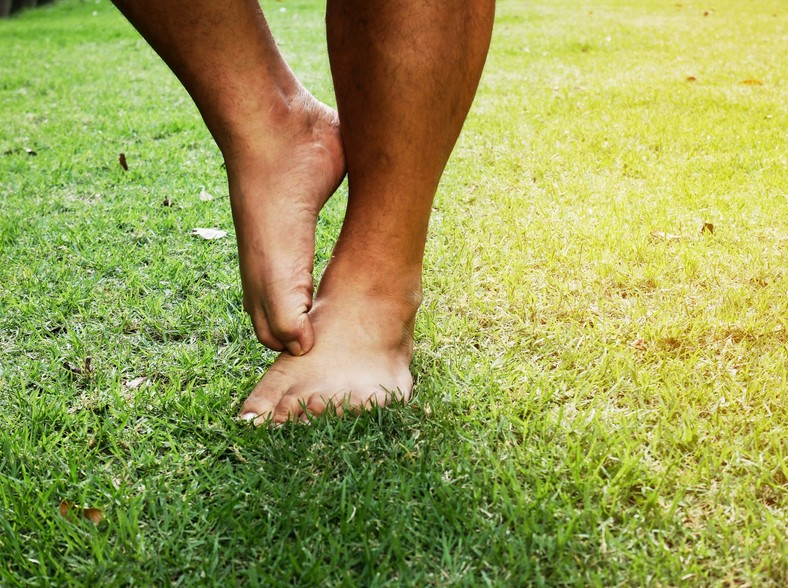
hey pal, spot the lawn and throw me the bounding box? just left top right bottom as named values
left=1, top=0, right=787, bottom=585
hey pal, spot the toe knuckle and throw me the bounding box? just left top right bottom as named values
left=270, top=316, right=302, bottom=341
left=306, top=397, right=326, bottom=412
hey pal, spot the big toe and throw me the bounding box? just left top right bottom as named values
left=239, top=373, right=289, bottom=426
left=251, top=304, right=315, bottom=355
left=274, top=311, right=314, bottom=356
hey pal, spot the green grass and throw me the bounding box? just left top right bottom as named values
left=2, top=0, right=787, bottom=585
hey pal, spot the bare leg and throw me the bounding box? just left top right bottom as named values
left=111, top=0, right=346, bottom=355
left=241, top=0, right=495, bottom=423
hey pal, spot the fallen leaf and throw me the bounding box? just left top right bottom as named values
left=119, top=153, right=128, bottom=171
left=192, top=228, right=227, bottom=240
left=686, top=76, right=697, bottom=82
left=740, top=79, right=763, bottom=86
left=650, top=230, right=681, bottom=241
left=59, top=500, right=104, bottom=525
left=59, top=500, right=73, bottom=518
left=701, top=222, right=715, bottom=234
left=64, top=360, right=82, bottom=375
left=63, top=357, right=93, bottom=376
left=83, top=508, right=105, bottom=525
left=63, top=361, right=81, bottom=375
left=125, top=376, right=147, bottom=389
left=631, top=339, right=648, bottom=352
left=199, top=188, right=214, bottom=202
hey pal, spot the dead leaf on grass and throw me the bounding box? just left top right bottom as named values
left=631, top=338, right=648, bottom=352
left=119, top=153, right=128, bottom=171
left=125, top=376, right=147, bottom=389
left=59, top=500, right=105, bottom=525
left=59, top=500, right=72, bottom=517
left=83, top=508, right=104, bottom=525
left=63, top=357, right=93, bottom=376
left=199, top=188, right=214, bottom=202
left=63, top=361, right=81, bottom=375
left=192, top=228, right=227, bottom=240
left=740, top=79, right=763, bottom=86
left=701, top=222, right=715, bottom=234
left=650, top=230, right=681, bottom=241
left=686, top=76, right=697, bottom=82
left=3, top=147, right=37, bottom=156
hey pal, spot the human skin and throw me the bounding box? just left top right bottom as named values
left=111, top=0, right=346, bottom=357
left=110, top=0, right=495, bottom=423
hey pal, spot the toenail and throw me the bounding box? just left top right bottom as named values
left=286, top=340, right=304, bottom=356
left=240, top=412, right=258, bottom=421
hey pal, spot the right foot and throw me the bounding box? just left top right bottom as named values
left=225, top=90, right=345, bottom=354
left=238, top=266, right=420, bottom=425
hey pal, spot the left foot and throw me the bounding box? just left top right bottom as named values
left=225, top=89, right=345, bottom=356
left=239, top=270, right=420, bottom=424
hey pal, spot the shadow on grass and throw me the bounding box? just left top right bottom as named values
left=1, top=364, right=680, bottom=586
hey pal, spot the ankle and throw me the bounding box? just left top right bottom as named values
left=213, top=87, right=311, bottom=161
left=319, top=260, right=424, bottom=316
left=221, top=92, right=340, bottom=177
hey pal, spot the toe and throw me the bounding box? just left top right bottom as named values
left=268, top=306, right=315, bottom=357
left=273, top=393, right=307, bottom=423
left=249, top=310, right=286, bottom=352
left=370, top=385, right=406, bottom=407
left=307, top=388, right=383, bottom=417
left=239, top=371, right=289, bottom=426
left=305, top=395, right=328, bottom=416
left=343, top=386, right=401, bottom=415
left=305, top=388, right=354, bottom=417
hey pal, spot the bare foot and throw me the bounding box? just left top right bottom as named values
left=238, top=271, right=420, bottom=424
left=226, top=90, right=345, bottom=355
